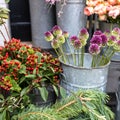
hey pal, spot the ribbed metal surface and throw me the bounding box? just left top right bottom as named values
left=29, top=0, right=56, bottom=49
left=59, top=53, right=110, bottom=95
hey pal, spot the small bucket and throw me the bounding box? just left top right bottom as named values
left=59, top=53, right=110, bottom=94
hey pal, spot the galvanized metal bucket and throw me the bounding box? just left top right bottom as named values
left=56, top=0, right=87, bottom=52
left=59, top=53, right=110, bottom=94
left=29, top=0, right=56, bottom=49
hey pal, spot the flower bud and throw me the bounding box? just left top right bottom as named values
left=89, top=43, right=100, bottom=55
left=51, top=39, right=59, bottom=49
left=44, top=31, right=54, bottom=41
left=57, top=35, right=65, bottom=44
left=52, top=25, right=62, bottom=36
left=63, top=31, right=69, bottom=39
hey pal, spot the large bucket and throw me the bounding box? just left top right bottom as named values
left=59, top=53, right=110, bottom=94
left=29, top=0, right=56, bottom=49
left=56, top=0, right=87, bottom=52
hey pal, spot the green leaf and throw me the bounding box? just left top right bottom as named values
left=33, top=69, right=36, bottom=75
left=52, top=85, right=59, bottom=97
left=25, top=74, right=36, bottom=79
left=19, top=76, right=26, bottom=84
left=60, top=86, right=66, bottom=98
left=0, top=94, right=4, bottom=100
left=38, top=87, right=48, bottom=102
left=20, top=87, right=30, bottom=97
left=28, top=48, right=34, bottom=54
left=0, top=110, right=6, bottom=120
left=19, top=65, right=26, bottom=74
left=35, top=52, right=42, bottom=63
left=5, top=76, right=21, bottom=92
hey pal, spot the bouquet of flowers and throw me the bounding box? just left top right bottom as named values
left=84, top=0, right=120, bottom=25
left=45, top=25, right=120, bottom=67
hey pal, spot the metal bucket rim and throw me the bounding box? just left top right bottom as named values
left=59, top=53, right=110, bottom=70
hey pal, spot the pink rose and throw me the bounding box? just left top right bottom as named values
left=84, top=7, right=94, bottom=16
left=108, top=8, right=120, bottom=19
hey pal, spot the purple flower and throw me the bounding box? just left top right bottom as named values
left=89, top=44, right=100, bottom=55
left=100, top=34, right=108, bottom=46
left=70, top=36, right=78, bottom=45
left=112, top=27, right=120, bottom=35
left=63, top=31, right=69, bottom=39
left=113, top=40, right=120, bottom=51
left=79, top=28, right=89, bottom=40
left=52, top=25, right=62, bottom=36
left=80, top=28, right=88, bottom=35
left=107, top=35, right=117, bottom=46
left=93, top=30, right=102, bottom=35
left=90, top=35, right=102, bottom=45
left=73, top=39, right=81, bottom=49
left=109, top=35, right=117, bottom=41
left=44, top=31, right=54, bottom=41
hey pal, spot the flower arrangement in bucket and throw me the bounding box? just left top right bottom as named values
left=45, top=25, right=120, bottom=68
left=84, top=0, right=120, bottom=26
left=45, top=25, right=120, bottom=92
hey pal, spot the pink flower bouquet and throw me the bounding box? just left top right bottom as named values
left=84, top=0, right=120, bottom=24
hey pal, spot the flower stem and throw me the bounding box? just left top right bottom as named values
left=66, top=38, right=75, bottom=65
left=80, top=47, right=84, bottom=67
left=59, top=45, right=67, bottom=63
left=91, top=55, right=96, bottom=67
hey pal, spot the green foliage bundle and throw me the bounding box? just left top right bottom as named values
left=12, top=90, right=114, bottom=120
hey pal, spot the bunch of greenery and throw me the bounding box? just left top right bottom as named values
left=12, top=90, right=114, bottom=120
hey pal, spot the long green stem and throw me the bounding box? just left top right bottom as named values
left=80, top=47, right=85, bottom=67
left=66, top=39, right=75, bottom=65
left=59, top=46, right=66, bottom=63
left=91, top=55, right=95, bottom=68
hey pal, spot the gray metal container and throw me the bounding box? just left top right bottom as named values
left=56, top=0, right=87, bottom=52
left=59, top=53, right=110, bottom=95
left=29, top=0, right=56, bottom=49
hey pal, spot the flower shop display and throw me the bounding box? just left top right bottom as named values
left=45, top=25, right=120, bottom=93
left=12, top=90, right=114, bottom=120
left=29, top=0, right=56, bottom=49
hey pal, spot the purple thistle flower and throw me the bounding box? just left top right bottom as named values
left=93, top=30, right=102, bottom=35
left=107, top=35, right=117, bottom=46
left=44, top=31, right=54, bottom=41
left=89, top=44, right=100, bottom=55
left=100, top=34, right=108, bottom=46
left=80, top=28, right=88, bottom=35
left=73, top=39, right=81, bottom=49
left=63, top=31, right=69, bottom=39
left=112, top=27, right=120, bottom=35
left=113, top=40, right=120, bottom=51
left=79, top=28, right=89, bottom=40
left=109, top=35, right=117, bottom=41
left=90, top=35, right=102, bottom=45
left=52, top=25, right=62, bottom=36
left=70, top=36, right=78, bottom=45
